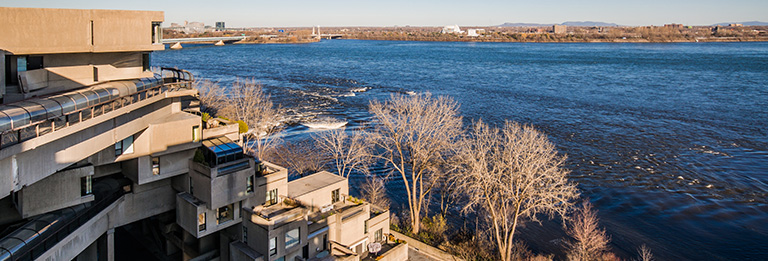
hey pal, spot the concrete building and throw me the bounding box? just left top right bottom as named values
left=216, top=22, right=226, bottom=31
left=0, top=7, right=405, bottom=261
left=553, top=24, right=567, bottom=34
left=183, top=21, right=206, bottom=34
left=466, top=29, right=486, bottom=37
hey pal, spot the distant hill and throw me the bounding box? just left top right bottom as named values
left=498, top=21, right=618, bottom=27
left=713, top=21, right=768, bottom=26
left=561, top=21, right=619, bottom=27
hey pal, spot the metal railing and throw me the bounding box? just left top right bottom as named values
left=0, top=68, right=194, bottom=150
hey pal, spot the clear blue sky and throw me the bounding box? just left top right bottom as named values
left=2, top=0, right=766, bottom=27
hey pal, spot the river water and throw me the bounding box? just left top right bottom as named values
left=153, top=40, right=768, bottom=260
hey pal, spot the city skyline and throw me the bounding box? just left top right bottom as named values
left=2, top=0, right=767, bottom=28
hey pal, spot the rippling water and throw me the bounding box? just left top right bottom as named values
left=153, top=40, right=768, bottom=260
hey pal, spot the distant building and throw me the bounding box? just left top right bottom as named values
left=441, top=24, right=464, bottom=34
left=729, top=23, right=743, bottom=27
left=184, top=21, right=205, bottom=34
left=216, top=21, right=225, bottom=31
left=553, top=24, right=567, bottom=34
left=467, top=28, right=485, bottom=37
left=664, top=23, right=684, bottom=28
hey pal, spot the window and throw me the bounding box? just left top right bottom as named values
left=152, top=157, right=160, bottom=175
left=246, top=175, right=254, bottom=194
left=285, top=228, right=300, bottom=249
left=266, top=188, right=278, bottom=206
left=269, top=237, right=277, bottom=256
left=217, top=204, right=234, bottom=224
left=189, top=176, right=194, bottom=195
left=198, top=213, right=206, bottom=232
left=242, top=226, right=247, bottom=242
left=321, top=234, right=327, bottom=251
left=331, top=189, right=340, bottom=203
left=192, top=126, right=200, bottom=142
left=142, top=52, right=150, bottom=72
left=151, top=22, right=162, bottom=44
left=27, top=56, right=43, bottom=70
left=16, top=56, right=27, bottom=74
left=81, top=176, right=93, bottom=196
left=115, top=136, right=134, bottom=156
left=374, top=229, right=383, bottom=242
left=364, top=220, right=368, bottom=234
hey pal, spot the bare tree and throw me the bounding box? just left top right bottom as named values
left=635, top=244, right=654, bottom=261
left=367, top=93, right=463, bottom=234
left=265, top=139, right=324, bottom=177
left=194, top=79, right=227, bottom=115
left=194, top=78, right=282, bottom=159
left=313, top=128, right=372, bottom=178
left=360, top=175, right=390, bottom=210
left=566, top=201, right=611, bottom=261
left=452, top=120, right=579, bottom=261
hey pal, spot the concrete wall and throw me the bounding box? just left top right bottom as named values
left=141, top=148, right=196, bottom=184
left=189, top=159, right=258, bottom=210
left=292, top=177, right=348, bottom=210
left=109, top=178, right=176, bottom=228
left=147, top=111, right=200, bottom=154
left=376, top=242, right=409, bottom=261
left=307, top=226, right=329, bottom=258
left=261, top=162, right=288, bottom=203
left=245, top=217, right=308, bottom=261
left=330, top=204, right=369, bottom=247
left=177, top=192, right=207, bottom=237
left=0, top=7, right=164, bottom=55
left=390, top=231, right=461, bottom=261
left=17, top=165, right=94, bottom=218
left=202, top=124, right=240, bottom=142
left=366, top=209, right=390, bottom=243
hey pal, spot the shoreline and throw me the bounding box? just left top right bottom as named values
left=340, top=36, right=768, bottom=43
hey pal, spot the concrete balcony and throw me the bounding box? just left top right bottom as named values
left=176, top=192, right=243, bottom=238
left=246, top=198, right=308, bottom=229
left=201, top=118, right=240, bottom=142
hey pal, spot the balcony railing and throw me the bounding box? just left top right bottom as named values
left=0, top=68, right=194, bottom=150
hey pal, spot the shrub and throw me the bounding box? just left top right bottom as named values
left=193, top=149, right=208, bottom=166
left=235, top=120, right=248, bottom=133
left=201, top=112, right=211, bottom=123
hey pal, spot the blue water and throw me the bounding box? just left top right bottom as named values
left=153, top=40, right=768, bottom=260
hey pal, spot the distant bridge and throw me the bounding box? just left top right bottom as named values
left=313, top=34, right=343, bottom=39
left=161, top=36, right=248, bottom=44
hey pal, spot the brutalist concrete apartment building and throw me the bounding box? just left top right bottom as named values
left=0, top=7, right=406, bottom=261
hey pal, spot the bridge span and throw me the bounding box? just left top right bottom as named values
left=161, top=36, right=247, bottom=44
